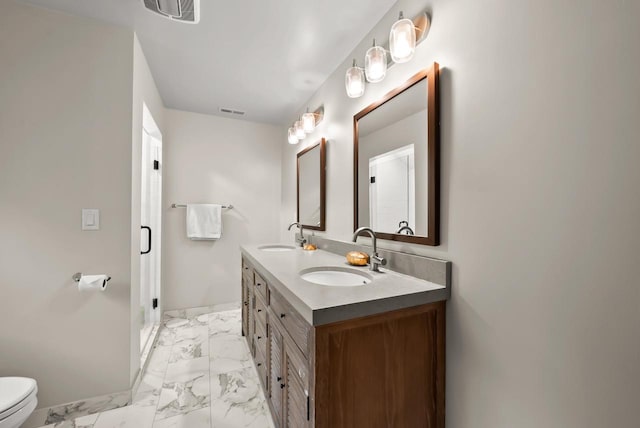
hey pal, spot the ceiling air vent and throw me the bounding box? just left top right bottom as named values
left=219, top=108, right=246, bottom=116
left=142, top=0, right=200, bottom=24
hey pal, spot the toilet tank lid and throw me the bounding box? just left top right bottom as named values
left=0, top=377, right=37, bottom=412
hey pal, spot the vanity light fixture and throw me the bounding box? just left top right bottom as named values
left=294, top=120, right=306, bottom=139
left=286, top=106, right=324, bottom=145
left=288, top=127, right=299, bottom=145
left=389, top=11, right=416, bottom=63
left=345, top=59, right=366, bottom=98
left=302, top=110, right=316, bottom=133
left=365, top=39, right=387, bottom=83
left=343, top=11, right=430, bottom=98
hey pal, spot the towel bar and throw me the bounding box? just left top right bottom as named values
left=171, top=203, right=233, bottom=209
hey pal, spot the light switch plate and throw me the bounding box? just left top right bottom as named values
left=82, top=209, right=100, bottom=231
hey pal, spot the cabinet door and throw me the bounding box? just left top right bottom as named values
left=245, top=278, right=254, bottom=349
left=241, top=275, right=249, bottom=337
left=269, top=322, right=284, bottom=426
left=284, top=341, right=310, bottom=428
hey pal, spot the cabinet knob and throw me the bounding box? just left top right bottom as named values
left=257, top=363, right=262, bottom=367
left=243, top=301, right=248, bottom=306
left=258, top=336, right=262, bottom=340
left=256, top=282, right=262, bottom=287
left=277, top=376, right=282, bottom=382
left=244, top=266, right=249, bottom=270
left=257, top=309, right=262, bottom=312
left=280, top=383, right=286, bottom=389
left=280, top=313, right=286, bottom=318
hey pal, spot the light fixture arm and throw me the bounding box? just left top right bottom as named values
left=370, top=38, right=392, bottom=54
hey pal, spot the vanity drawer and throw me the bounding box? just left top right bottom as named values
left=254, top=292, right=267, bottom=327
left=269, top=287, right=311, bottom=357
left=254, top=315, right=268, bottom=358
left=242, top=263, right=253, bottom=283
left=253, top=272, right=268, bottom=302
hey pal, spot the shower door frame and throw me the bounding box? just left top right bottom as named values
left=140, top=105, right=163, bottom=354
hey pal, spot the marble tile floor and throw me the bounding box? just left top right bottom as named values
left=36, top=307, right=275, bottom=428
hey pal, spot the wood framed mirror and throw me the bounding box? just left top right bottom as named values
left=297, top=137, right=326, bottom=231
left=353, top=63, right=440, bottom=245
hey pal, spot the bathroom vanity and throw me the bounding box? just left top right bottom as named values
left=240, top=243, right=448, bottom=428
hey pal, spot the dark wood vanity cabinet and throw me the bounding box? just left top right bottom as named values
left=241, top=256, right=445, bottom=428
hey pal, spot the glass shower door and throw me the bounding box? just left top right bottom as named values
left=140, top=126, right=162, bottom=353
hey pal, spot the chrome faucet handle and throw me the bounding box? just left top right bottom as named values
left=288, top=222, right=306, bottom=247
left=295, top=233, right=307, bottom=246
left=297, top=227, right=307, bottom=247
left=370, top=253, right=387, bottom=272
left=372, top=255, right=386, bottom=265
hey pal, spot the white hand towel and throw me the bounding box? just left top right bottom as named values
left=186, top=204, right=222, bottom=240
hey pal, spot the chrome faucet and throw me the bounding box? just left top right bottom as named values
left=287, top=222, right=307, bottom=247
left=352, top=227, right=387, bottom=272
left=396, top=221, right=414, bottom=235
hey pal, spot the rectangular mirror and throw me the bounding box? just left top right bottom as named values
left=297, top=138, right=326, bottom=230
left=354, top=64, right=440, bottom=245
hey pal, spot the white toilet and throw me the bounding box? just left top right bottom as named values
left=0, top=377, right=38, bottom=428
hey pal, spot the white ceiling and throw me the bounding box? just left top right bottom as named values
left=18, top=0, right=397, bottom=124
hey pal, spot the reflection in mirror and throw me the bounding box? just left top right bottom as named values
left=297, top=138, right=326, bottom=230
left=359, top=79, right=426, bottom=236
left=354, top=64, right=439, bottom=245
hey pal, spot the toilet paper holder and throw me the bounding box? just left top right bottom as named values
left=72, top=272, right=112, bottom=283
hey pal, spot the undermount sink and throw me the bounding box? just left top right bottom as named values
left=300, top=267, right=372, bottom=287
left=258, top=244, right=296, bottom=252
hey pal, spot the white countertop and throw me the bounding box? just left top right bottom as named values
left=240, top=244, right=448, bottom=326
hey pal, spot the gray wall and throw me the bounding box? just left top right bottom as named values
left=163, top=109, right=282, bottom=310
left=0, top=1, right=134, bottom=407
left=281, top=0, right=640, bottom=426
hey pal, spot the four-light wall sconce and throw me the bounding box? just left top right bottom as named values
left=346, top=11, right=431, bottom=98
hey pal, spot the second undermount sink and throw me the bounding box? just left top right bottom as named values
left=300, top=267, right=372, bottom=287
left=258, top=244, right=296, bottom=252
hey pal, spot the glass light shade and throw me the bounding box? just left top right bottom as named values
left=157, top=0, right=181, bottom=16
left=365, top=43, right=387, bottom=83
left=345, top=60, right=365, bottom=98
left=287, top=127, right=298, bottom=145
left=389, top=13, right=416, bottom=63
left=294, top=120, right=305, bottom=139
left=302, top=112, right=315, bottom=133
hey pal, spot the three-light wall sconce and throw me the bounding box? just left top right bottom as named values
left=345, top=11, right=431, bottom=98
left=288, top=105, right=324, bottom=145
